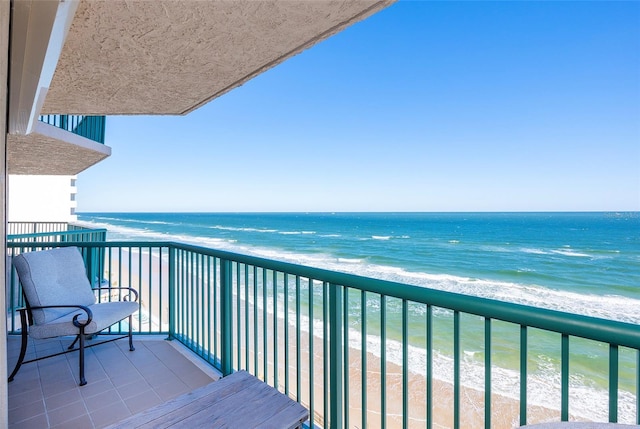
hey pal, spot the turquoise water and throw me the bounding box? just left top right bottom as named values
left=78, top=212, right=640, bottom=315
left=78, top=212, right=640, bottom=420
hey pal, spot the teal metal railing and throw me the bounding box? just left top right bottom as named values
left=8, top=221, right=80, bottom=235
left=6, top=241, right=640, bottom=428
left=38, top=114, right=106, bottom=144
left=7, top=224, right=107, bottom=243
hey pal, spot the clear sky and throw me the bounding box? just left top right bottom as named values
left=77, top=0, right=640, bottom=213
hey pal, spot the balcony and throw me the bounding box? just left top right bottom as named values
left=7, top=336, right=218, bottom=428
left=7, top=115, right=110, bottom=176
left=6, top=236, right=640, bottom=428
left=38, top=115, right=106, bottom=145
left=8, top=221, right=106, bottom=238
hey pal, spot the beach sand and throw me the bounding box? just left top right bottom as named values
left=248, top=302, right=561, bottom=429
left=106, top=247, right=574, bottom=429
left=102, top=247, right=171, bottom=331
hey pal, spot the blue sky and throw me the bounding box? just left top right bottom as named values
left=78, top=1, right=640, bottom=213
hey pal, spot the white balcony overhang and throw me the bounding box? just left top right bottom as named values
left=8, top=0, right=79, bottom=135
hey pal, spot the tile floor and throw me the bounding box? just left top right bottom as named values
left=7, top=335, right=218, bottom=428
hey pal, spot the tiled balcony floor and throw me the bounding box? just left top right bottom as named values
left=7, top=335, right=219, bottom=428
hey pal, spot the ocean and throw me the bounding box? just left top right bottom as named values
left=77, top=211, right=640, bottom=422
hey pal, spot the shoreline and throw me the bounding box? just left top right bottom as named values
left=106, top=247, right=620, bottom=428
left=250, top=299, right=564, bottom=429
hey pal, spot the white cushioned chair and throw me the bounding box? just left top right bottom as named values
left=9, top=246, right=139, bottom=386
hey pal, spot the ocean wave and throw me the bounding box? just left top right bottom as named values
left=83, top=218, right=640, bottom=324
left=337, top=258, right=363, bottom=264
left=324, top=262, right=640, bottom=324
left=249, top=291, right=633, bottom=424
left=210, top=225, right=278, bottom=233
left=521, top=247, right=549, bottom=255
left=272, top=230, right=317, bottom=235
left=357, top=333, right=627, bottom=423
left=551, top=249, right=591, bottom=257
left=84, top=216, right=178, bottom=227
left=77, top=220, right=235, bottom=247
left=369, top=235, right=410, bottom=240
left=291, top=307, right=633, bottom=424
left=226, top=242, right=640, bottom=323
left=496, top=246, right=596, bottom=259
left=82, top=213, right=640, bottom=425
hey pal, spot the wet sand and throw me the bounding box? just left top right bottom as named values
left=107, top=247, right=571, bottom=428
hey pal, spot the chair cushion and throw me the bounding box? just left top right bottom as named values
left=13, top=247, right=97, bottom=325
left=29, top=301, right=140, bottom=339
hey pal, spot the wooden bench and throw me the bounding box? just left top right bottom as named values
left=106, top=370, right=308, bottom=428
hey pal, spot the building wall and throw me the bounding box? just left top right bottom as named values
left=1, top=0, right=10, bottom=426
left=8, top=175, right=78, bottom=222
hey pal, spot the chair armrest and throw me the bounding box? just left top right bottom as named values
left=93, top=286, right=139, bottom=302
left=28, top=304, right=93, bottom=327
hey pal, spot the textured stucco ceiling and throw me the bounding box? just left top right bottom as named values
left=42, top=0, right=395, bottom=115
left=7, top=123, right=111, bottom=175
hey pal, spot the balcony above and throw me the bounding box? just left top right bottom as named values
left=6, top=0, right=394, bottom=175
left=40, top=0, right=395, bottom=115
left=7, top=116, right=110, bottom=175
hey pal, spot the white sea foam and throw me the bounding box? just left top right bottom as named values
left=235, top=282, right=636, bottom=425
left=551, top=249, right=591, bottom=257
left=337, top=258, right=363, bottom=264
left=84, top=216, right=639, bottom=424
left=82, top=218, right=640, bottom=325
left=210, top=225, right=277, bottom=233
left=75, top=220, right=165, bottom=240
left=521, top=247, right=549, bottom=255
left=85, top=216, right=177, bottom=227
left=291, top=306, right=635, bottom=424
left=330, top=265, right=640, bottom=324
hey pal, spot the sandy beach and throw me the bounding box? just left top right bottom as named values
left=106, top=247, right=580, bottom=429
left=102, top=247, right=171, bottom=332
left=246, top=298, right=562, bottom=429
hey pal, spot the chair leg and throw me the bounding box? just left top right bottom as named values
left=128, top=314, right=135, bottom=351
left=8, top=309, right=29, bottom=382
left=68, top=334, right=80, bottom=350
left=78, top=327, right=87, bottom=386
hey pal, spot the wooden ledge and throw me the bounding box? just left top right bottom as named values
left=106, top=370, right=308, bottom=428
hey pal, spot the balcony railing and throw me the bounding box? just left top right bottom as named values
left=7, top=223, right=107, bottom=248
left=7, top=221, right=106, bottom=237
left=6, top=240, right=640, bottom=429
left=38, top=114, right=106, bottom=144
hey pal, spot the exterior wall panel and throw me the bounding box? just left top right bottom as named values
left=8, top=175, right=78, bottom=222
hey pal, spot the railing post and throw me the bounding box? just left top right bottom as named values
left=166, top=246, right=175, bottom=341
left=99, top=115, right=106, bottom=143
left=85, top=245, right=94, bottom=288
left=220, top=259, right=233, bottom=376
left=609, top=344, right=619, bottom=423
left=329, top=283, right=344, bottom=429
